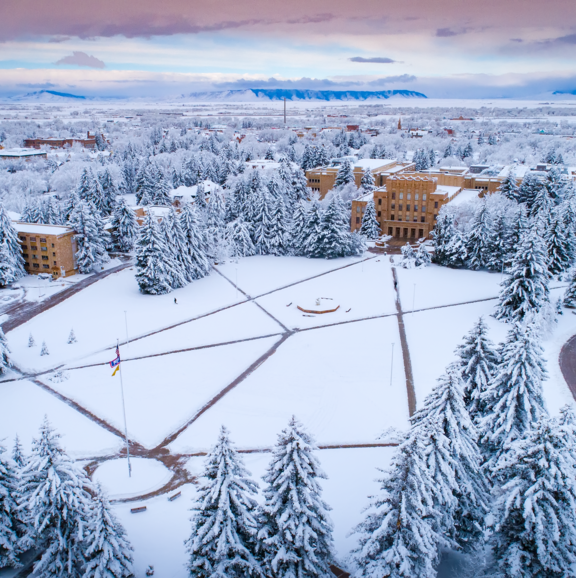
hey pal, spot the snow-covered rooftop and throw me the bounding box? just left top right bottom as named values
left=436, top=185, right=462, bottom=199
left=13, top=222, right=74, bottom=235
left=0, top=148, right=48, bottom=158
left=447, top=188, right=480, bottom=206
left=354, top=159, right=396, bottom=171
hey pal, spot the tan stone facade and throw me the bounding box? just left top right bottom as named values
left=306, top=160, right=415, bottom=199
left=351, top=173, right=463, bottom=240
left=14, top=223, right=77, bottom=278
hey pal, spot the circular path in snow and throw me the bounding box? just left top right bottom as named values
left=93, top=457, right=173, bottom=500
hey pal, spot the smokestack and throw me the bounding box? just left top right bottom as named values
left=284, top=98, right=286, bottom=125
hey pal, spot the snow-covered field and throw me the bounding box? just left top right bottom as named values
left=3, top=254, right=576, bottom=572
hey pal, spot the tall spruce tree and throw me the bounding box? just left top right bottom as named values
left=226, top=218, right=256, bottom=259
left=360, top=168, right=375, bottom=192
left=290, top=200, right=309, bottom=257
left=83, top=485, right=134, bottom=578
left=489, top=417, right=576, bottom=578
left=179, top=203, right=212, bottom=280
left=68, top=201, right=110, bottom=274
left=186, top=427, right=262, bottom=578
left=352, top=430, right=443, bottom=578
left=334, top=160, right=355, bottom=188
left=431, top=212, right=458, bottom=266
left=19, top=418, right=91, bottom=578
left=0, top=443, right=20, bottom=569
left=359, top=199, right=381, bottom=240
left=545, top=207, right=573, bottom=276
left=563, top=268, right=576, bottom=307
left=495, top=227, right=550, bottom=322
left=160, top=211, right=189, bottom=289
left=110, top=197, right=138, bottom=253
left=135, top=212, right=173, bottom=295
left=0, top=203, right=26, bottom=284
left=465, top=202, right=493, bottom=270
left=480, top=322, right=548, bottom=470
left=454, top=317, right=499, bottom=425
left=411, top=364, right=489, bottom=551
left=498, top=172, right=520, bottom=202
left=0, top=326, right=11, bottom=376
left=315, top=195, right=354, bottom=259
left=258, top=417, right=334, bottom=578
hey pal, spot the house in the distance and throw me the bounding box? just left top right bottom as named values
left=23, top=132, right=100, bottom=150
left=14, top=222, right=77, bottom=278
left=0, top=148, right=48, bottom=161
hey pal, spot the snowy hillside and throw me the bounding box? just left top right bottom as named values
left=9, top=89, right=88, bottom=102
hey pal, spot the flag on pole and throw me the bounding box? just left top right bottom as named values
left=109, top=346, right=121, bottom=377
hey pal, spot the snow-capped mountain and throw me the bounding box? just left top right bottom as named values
left=180, top=88, right=427, bottom=102
left=9, top=90, right=88, bottom=102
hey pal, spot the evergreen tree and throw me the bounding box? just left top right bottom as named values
left=480, top=322, right=548, bottom=469
left=352, top=430, right=443, bottom=578
left=486, top=212, right=510, bottom=272
left=98, top=169, right=118, bottom=216
left=411, top=365, right=489, bottom=551
left=431, top=212, right=458, bottom=266
left=76, top=169, right=92, bottom=201
left=0, top=326, right=10, bottom=376
left=504, top=207, right=528, bottom=267
left=454, top=317, right=499, bottom=425
left=291, top=167, right=309, bottom=203
left=226, top=218, right=256, bottom=259
left=110, top=197, right=138, bottom=253
left=135, top=212, right=173, bottom=295
left=290, top=200, right=309, bottom=257
left=19, top=418, right=91, bottom=578
left=545, top=207, right=573, bottom=276
left=186, top=427, right=262, bottom=578
left=67, top=329, right=77, bottom=344
left=84, top=170, right=108, bottom=216
left=518, top=173, right=545, bottom=208
left=359, top=200, right=381, bottom=240
left=563, top=268, right=576, bottom=308
left=360, top=168, right=375, bottom=192
left=0, top=203, right=26, bottom=284
left=301, top=201, right=324, bottom=259
left=205, top=189, right=227, bottom=261
left=0, top=443, right=20, bottom=569
left=314, top=195, right=354, bottom=259
left=28, top=334, right=35, bottom=348
left=160, top=209, right=190, bottom=288
left=400, top=243, right=417, bottom=269
left=40, top=341, right=49, bottom=356
left=414, top=243, right=431, bottom=267
left=465, top=202, right=493, bottom=270
left=83, top=485, right=134, bottom=578
left=334, top=160, right=355, bottom=188
left=179, top=204, right=212, bottom=280
left=152, top=169, right=172, bottom=206
left=195, top=182, right=208, bottom=214
left=495, top=227, right=550, bottom=322
left=12, top=435, right=26, bottom=469
left=489, top=417, right=576, bottom=578
left=68, top=201, right=110, bottom=274
left=258, top=418, right=334, bottom=578
left=528, top=184, right=553, bottom=219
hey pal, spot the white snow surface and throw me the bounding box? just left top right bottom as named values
left=94, top=457, right=172, bottom=500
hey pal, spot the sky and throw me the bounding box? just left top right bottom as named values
left=0, top=0, right=575, bottom=100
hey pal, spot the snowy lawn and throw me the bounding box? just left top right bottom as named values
left=65, top=301, right=283, bottom=368
left=169, top=317, right=408, bottom=454
left=215, top=254, right=369, bottom=297
left=395, top=263, right=504, bottom=311
left=404, top=286, right=575, bottom=415
left=7, top=266, right=247, bottom=373
left=94, top=457, right=172, bottom=500
left=38, top=336, right=280, bottom=448
left=0, top=379, right=122, bottom=458
left=255, top=257, right=397, bottom=330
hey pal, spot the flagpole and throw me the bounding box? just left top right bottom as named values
left=117, top=339, right=132, bottom=477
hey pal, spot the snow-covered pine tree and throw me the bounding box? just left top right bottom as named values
left=528, top=183, right=554, bottom=220
left=98, top=168, right=117, bottom=215
left=0, top=326, right=10, bottom=376
left=0, top=203, right=26, bottom=283
left=43, top=197, right=63, bottom=226
left=411, top=364, right=489, bottom=551
left=205, top=189, right=227, bottom=261
left=226, top=218, right=256, bottom=259
left=76, top=168, right=92, bottom=201
left=495, top=227, right=550, bottom=322
left=135, top=212, right=173, bottom=295
left=480, top=321, right=548, bottom=470
left=545, top=207, right=573, bottom=276
left=12, top=435, right=26, bottom=469
left=18, top=418, right=92, bottom=578
left=186, top=427, right=262, bottom=578
left=504, top=206, right=528, bottom=267
left=68, top=201, right=110, bottom=274
left=84, top=170, right=108, bottom=216
left=195, top=182, right=208, bottom=214
left=359, top=199, right=381, bottom=240
left=486, top=212, right=510, bottom=272
left=489, top=417, right=576, bottom=578
left=563, top=268, right=576, bottom=307
left=454, top=317, right=499, bottom=425
left=83, top=484, right=134, bottom=578
left=151, top=169, right=172, bottom=206
left=258, top=417, right=334, bottom=578
left=40, top=341, right=49, bottom=356
left=351, top=429, right=443, bottom=578
left=160, top=208, right=190, bottom=288
left=28, top=334, right=35, bottom=348
left=291, top=167, right=309, bottom=203
left=465, top=201, right=493, bottom=270
left=179, top=203, right=212, bottom=280
left=334, top=160, right=355, bottom=188
left=289, top=200, right=309, bottom=257
left=400, top=243, right=417, bottom=268
left=110, top=197, right=138, bottom=253
left=431, top=212, right=458, bottom=266
left=360, top=168, right=375, bottom=192
left=315, top=194, right=354, bottom=259
left=518, top=172, right=545, bottom=208
left=67, top=329, right=77, bottom=344
left=414, top=243, right=431, bottom=267
left=301, top=200, right=324, bottom=259
left=0, top=443, right=20, bottom=569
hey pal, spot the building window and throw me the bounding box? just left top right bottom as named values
left=414, top=205, right=418, bottom=212
left=421, top=216, right=425, bottom=223
left=423, top=194, right=427, bottom=201
left=378, top=211, right=382, bottom=217
left=422, top=206, right=426, bottom=212
left=391, top=203, right=395, bottom=210
left=399, top=204, right=403, bottom=211
left=41, top=247, right=47, bottom=252
left=434, top=214, right=438, bottom=220
left=42, top=256, right=48, bottom=261
left=31, top=246, right=38, bottom=251
left=43, top=265, right=49, bottom=269
left=33, top=263, right=39, bottom=269
left=32, top=255, right=37, bottom=260
left=434, top=201, right=439, bottom=208
left=415, top=194, right=419, bottom=200
left=19, top=236, right=26, bottom=242
left=53, top=261, right=57, bottom=265
left=407, top=193, right=411, bottom=200
left=413, top=216, right=418, bottom=222
left=391, top=215, right=395, bottom=221
left=40, top=238, right=47, bottom=243
left=23, top=253, right=28, bottom=258
left=356, top=207, right=360, bottom=213
left=52, top=252, right=56, bottom=256
left=378, top=198, right=382, bottom=205
left=391, top=192, right=396, bottom=200
left=406, top=204, right=411, bottom=211
left=51, top=243, right=55, bottom=248
left=30, top=237, right=36, bottom=242
left=399, top=193, right=404, bottom=199
left=355, top=217, right=360, bottom=224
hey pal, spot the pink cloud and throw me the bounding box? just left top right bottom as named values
left=56, top=51, right=105, bottom=68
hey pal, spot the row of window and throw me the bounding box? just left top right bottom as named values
left=389, top=215, right=427, bottom=223
left=22, top=253, right=56, bottom=259
left=25, top=263, right=51, bottom=269
left=391, top=204, right=426, bottom=212
left=19, top=236, right=48, bottom=243
left=308, top=178, right=321, bottom=184
left=390, top=193, right=427, bottom=201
